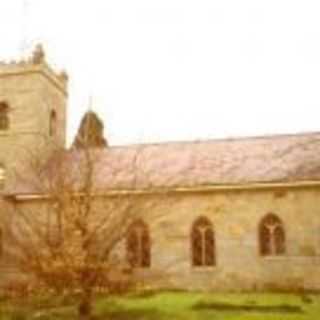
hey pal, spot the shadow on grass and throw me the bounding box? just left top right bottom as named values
left=128, top=288, right=186, bottom=299
left=193, top=301, right=304, bottom=314
left=299, top=294, right=313, bottom=304
left=102, top=308, right=165, bottom=320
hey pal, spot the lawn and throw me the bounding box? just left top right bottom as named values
left=96, top=291, right=320, bottom=320
left=2, top=291, right=320, bottom=319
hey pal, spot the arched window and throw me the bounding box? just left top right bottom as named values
left=126, top=220, right=151, bottom=268
left=191, top=216, right=215, bottom=266
left=259, top=213, right=285, bottom=256
left=0, top=103, right=9, bottom=130
left=0, top=164, right=5, bottom=189
left=49, top=110, right=57, bottom=136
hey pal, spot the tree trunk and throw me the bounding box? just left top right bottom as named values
left=78, top=289, right=92, bottom=320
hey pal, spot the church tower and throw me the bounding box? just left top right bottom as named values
left=0, top=45, right=68, bottom=191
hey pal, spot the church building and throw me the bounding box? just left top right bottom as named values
left=1, top=46, right=320, bottom=291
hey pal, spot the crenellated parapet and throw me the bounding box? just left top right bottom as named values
left=0, top=44, right=68, bottom=96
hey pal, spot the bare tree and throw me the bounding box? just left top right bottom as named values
left=1, top=122, right=154, bottom=319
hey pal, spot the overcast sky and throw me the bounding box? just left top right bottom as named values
left=1, top=0, right=320, bottom=146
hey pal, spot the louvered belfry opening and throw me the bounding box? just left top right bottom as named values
left=0, top=102, right=9, bottom=131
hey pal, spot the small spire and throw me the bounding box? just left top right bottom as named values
left=72, top=109, right=108, bottom=149
left=32, top=44, right=45, bottom=64
left=59, top=70, right=69, bottom=82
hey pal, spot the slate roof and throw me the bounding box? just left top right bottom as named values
left=6, top=131, right=320, bottom=195
left=92, top=131, right=320, bottom=190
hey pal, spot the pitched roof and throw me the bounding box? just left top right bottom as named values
left=6, top=131, right=320, bottom=195
left=93, top=131, right=320, bottom=190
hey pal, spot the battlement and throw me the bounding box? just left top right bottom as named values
left=0, top=44, right=68, bottom=96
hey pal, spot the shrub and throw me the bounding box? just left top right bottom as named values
left=0, top=280, right=31, bottom=300
left=8, top=310, right=27, bottom=320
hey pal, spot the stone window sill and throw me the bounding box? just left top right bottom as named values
left=261, top=255, right=286, bottom=260
left=191, top=266, right=216, bottom=272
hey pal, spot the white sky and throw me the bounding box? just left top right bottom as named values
left=1, top=1, right=320, bottom=146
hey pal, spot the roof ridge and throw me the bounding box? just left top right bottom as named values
left=106, top=130, right=320, bottom=150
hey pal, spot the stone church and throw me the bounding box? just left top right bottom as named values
left=1, top=45, right=320, bottom=291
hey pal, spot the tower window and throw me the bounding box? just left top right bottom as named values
left=0, top=164, right=5, bottom=189
left=126, top=220, right=151, bottom=268
left=191, top=216, right=215, bottom=267
left=0, top=228, right=3, bottom=257
left=259, top=213, right=285, bottom=256
left=0, top=103, right=9, bottom=131
left=49, top=110, right=57, bottom=136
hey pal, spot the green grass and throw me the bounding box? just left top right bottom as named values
left=2, top=291, right=320, bottom=319
left=95, top=291, right=320, bottom=320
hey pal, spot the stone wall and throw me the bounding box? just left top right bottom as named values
left=129, top=185, right=320, bottom=291
left=1, top=184, right=320, bottom=291
left=0, top=54, right=67, bottom=191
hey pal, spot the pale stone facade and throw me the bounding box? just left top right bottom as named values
left=131, top=186, right=320, bottom=291
left=0, top=45, right=67, bottom=190
left=1, top=46, right=320, bottom=291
